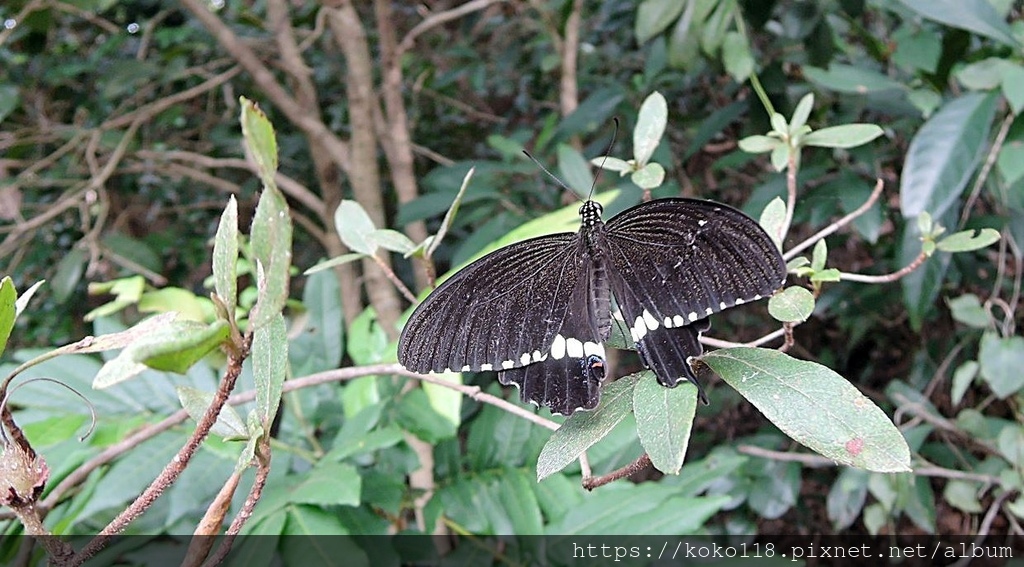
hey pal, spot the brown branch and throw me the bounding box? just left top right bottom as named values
left=559, top=0, right=583, bottom=118
left=69, top=336, right=252, bottom=566
left=202, top=436, right=271, bottom=567
left=177, top=0, right=352, bottom=173
left=101, top=66, right=242, bottom=131
left=582, top=453, right=651, bottom=490
left=961, top=112, right=1014, bottom=228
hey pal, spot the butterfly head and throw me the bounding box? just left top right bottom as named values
left=578, top=200, right=604, bottom=227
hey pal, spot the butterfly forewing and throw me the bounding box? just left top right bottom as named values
left=399, top=232, right=582, bottom=374
left=604, top=199, right=786, bottom=328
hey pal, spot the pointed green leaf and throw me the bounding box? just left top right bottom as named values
left=53, top=247, right=86, bottom=302
left=0, top=277, right=15, bottom=357
left=249, top=165, right=292, bottom=330
left=951, top=360, right=978, bottom=406
left=422, top=371, right=462, bottom=429
left=537, top=373, right=640, bottom=480
left=253, top=313, right=287, bottom=429
left=369, top=229, right=416, bottom=254
left=770, top=143, right=789, bottom=172
left=704, top=348, right=912, bottom=472
left=759, top=197, right=786, bottom=251
left=213, top=196, right=239, bottom=315
left=811, top=239, right=828, bottom=271
left=635, top=0, right=686, bottom=44
left=426, top=167, right=474, bottom=258
left=634, top=374, right=697, bottom=474
left=304, top=253, right=366, bottom=275
left=803, top=64, right=904, bottom=94
left=900, top=92, right=998, bottom=219
left=790, top=93, right=815, bottom=133
left=94, top=317, right=230, bottom=387
left=738, top=135, right=780, bottom=154
left=176, top=385, right=247, bottom=439
left=803, top=124, right=884, bottom=149
left=634, top=91, right=667, bottom=165
left=14, top=280, right=44, bottom=318
left=591, top=156, right=632, bottom=175
left=239, top=97, right=278, bottom=188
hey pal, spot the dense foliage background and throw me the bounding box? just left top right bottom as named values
left=0, top=0, right=1021, bottom=562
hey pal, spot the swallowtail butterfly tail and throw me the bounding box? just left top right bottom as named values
left=398, top=197, right=787, bottom=415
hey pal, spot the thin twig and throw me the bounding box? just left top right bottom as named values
left=737, top=445, right=834, bottom=467
left=396, top=0, right=506, bottom=55
left=582, top=453, right=651, bottom=490
left=960, top=112, right=1014, bottom=228
left=371, top=254, right=419, bottom=304
left=839, top=250, right=927, bottom=283
left=784, top=178, right=884, bottom=260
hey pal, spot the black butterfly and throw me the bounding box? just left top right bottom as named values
left=398, top=197, right=787, bottom=415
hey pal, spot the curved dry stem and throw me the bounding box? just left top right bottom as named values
left=0, top=378, right=97, bottom=447
left=839, top=250, right=927, bottom=284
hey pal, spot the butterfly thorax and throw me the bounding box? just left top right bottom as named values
left=574, top=201, right=612, bottom=342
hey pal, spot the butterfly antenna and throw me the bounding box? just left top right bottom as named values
left=587, top=117, right=619, bottom=201
left=522, top=150, right=575, bottom=196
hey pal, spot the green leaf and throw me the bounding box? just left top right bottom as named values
left=334, top=200, right=378, bottom=255
left=591, top=156, right=632, bottom=175
left=634, top=374, right=697, bottom=474
left=811, top=239, right=827, bottom=271
left=15, top=281, right=43, bottom=319
left=0, top=277, right=16, bottom=358
left=770, top=143, right=789, bottom=172
left=721, top=30, right=754, bottom=82
left=630, top=162, right=665, bottom=189
left=768, top=286, right=814, bottom=322
left=369, top=229, right=415, bottom=254
left=421, top=371, right=462, bottom=429
left=634, top=91, right=667, bottom=165
left=176, top=385, right=247, bottom=439
left=137, top=287, right=211, bottom=322
left=803, top=64, right=904, bottom=94
left=978, top=332, right=1024, bottom=398
left=213, top=196, right=239, bottom=316
left=936, top=228, right=1001, bottom=252
left=91, top=315, right=225, bottom=388
left=951, top=360, right=979, bottom=406
left=635, top=0, right=686, bottom=44
left=85, top=276, right=146, bottom=321
left=395, top=388, right=457, bottom=443
left=53, top=248, right=86, bottom=302
left=892, top=26, right=942, bottom=74
left=556, top=144, right=594, bottom=199
left=790, top=93, right=815, bottom=133
left=897, top=0, right=1019, bottom=47
left=253, top=313, right=287, bottom=430
left=536, top=373, right=640, bottom=480
left=545, top=483, right=730, bottom=535
left=0, top=84, right=20, bottom=125
left=290, top=462, right=362, bottom=507
left=957, top=58, right=1006, bottom=90
left=304, top=253, right=366, bottom=275
left=239, top=97, right=279, bottom=188
left=943, top=479, right=984, bottom=514
left=283, top=507, right=368, bottom=563
left=426, top=167, right=475, bottom=258
left=900, top=92, right=998, bottom=219
left=908, top=88, right=943, bottom=117
left=758, top=197, right=786, bottom=251
left=803, top=124, right=884, bottom=148
left=947, top=294, right=991, bottom=328
left=704, top=348, right=912, bottom=472
left=1000, top=63, right=1024, bottom=115
left=249, top=177, right=292, bottom=331
left=827, top=467, right=869, bottom=530
left=738, top=135, right=781, bottom=154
